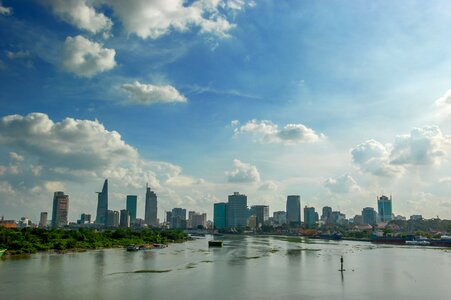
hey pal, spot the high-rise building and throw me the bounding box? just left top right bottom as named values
left=126, top=195, right=137, bottom=225
left=144, top=185, right=158, bottom=227
left=120, top=209, right=130, bottom=228
left=95, top=179, right=108, bottom=225
left=304, top=206, right=316, bottom=229
left=273, top=211, right=286, bottom=226
left=214, top=202, right=227, bottom=229
left=107, top=210, right=119, bottom=227
left=171, top=208, right=186, bottom=229
left=191, top=213, right=207, bottom=229
left=52, top=191, right=69, bottom=228
left=362, top=207, right=377, bottom=226
left=321, top=206, right=332, bottom=223
left=166, top=211, right=172, bottom=227
left=227, top=192, right=248, bottom=227
left=188, top=211, right=196, bottom=228
left=250, top=205, right=269, bottom=228
left=378, top=195, right=393, bottom=222
left=39, top=212, right=48, bottom=228
left=286, top=195, right=301, bottom=226
left=77, top=213, right=91, bottom=224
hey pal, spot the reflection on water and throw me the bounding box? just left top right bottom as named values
left=1, top=235, right=450, bottom=300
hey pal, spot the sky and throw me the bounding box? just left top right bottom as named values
left=1, top=0, right=451, bottom=223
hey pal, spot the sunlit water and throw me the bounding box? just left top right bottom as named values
left=0, top=235, right=450, bottom=299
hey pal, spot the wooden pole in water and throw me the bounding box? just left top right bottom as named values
left=340, top=255, right=345, bottom=272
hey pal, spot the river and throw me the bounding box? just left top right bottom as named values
left=0, top=235, right=450, bottom=299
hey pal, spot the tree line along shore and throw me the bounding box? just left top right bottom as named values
left=0, top=227, right=189, bottom=256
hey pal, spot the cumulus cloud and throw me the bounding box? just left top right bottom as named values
left=9, top=152, right=24, bottom=162
left=46, top=0, right=112, bottom=34
left=226, top=159, right=260, bottom=183
left=6, top=50, right=31, bottom=60
left=102, top=0, right=248, bottom=39
left=0, top=2, right=12, bottom=16
left=435, top=89, right=451, bottom=118
left=351, top=126, right=449, bottom=176
left=233, top=119, right=324, bottom=144
left=121, top=81, right=187, bottom=105
left=61, top=35, right=116, bottom=77
left=324, top=174, right=360, bottom=194
left=390, top=126, right=448, bottom=165
left=259, top=180, right=278, bottom=191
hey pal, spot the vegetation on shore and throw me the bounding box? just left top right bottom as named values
left=0, top=227, right=189, bottom=255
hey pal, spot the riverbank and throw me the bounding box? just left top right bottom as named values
left=0, top=227, right=189, bottom=256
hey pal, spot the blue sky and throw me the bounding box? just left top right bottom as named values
left=1, top=0, right=451, bottom=222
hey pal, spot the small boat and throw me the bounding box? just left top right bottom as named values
left=405, top=240, right=430, bottom=246
left=208, top=240, right=223, bottom=247
left=0, top=249, right=6, bottom=257
left=126, top=244, right=140, bottom=251
left=152, top=243, right=167, bottom=249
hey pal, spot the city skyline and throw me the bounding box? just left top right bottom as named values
left=1, top=1, right=451, bottom=221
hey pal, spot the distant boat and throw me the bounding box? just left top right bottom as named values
left=208, top=240, right=223, bottom=247
left=311, top=233, right=342, bottom=240
left=405, top=240, right=430, bottom=246
left=152, top=243, right=167, bottom=249
left=126, top=245, right=140, bottom=251
left=428, top=236, right=451, bottom=247
left=370, top=235, right=413, bottom=245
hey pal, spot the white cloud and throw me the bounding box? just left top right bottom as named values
left=166, top=175, right=205, bottom=187
left=226, top=159, right=260, bottom=183
left=439, top=177, right=451, bottom=184
left=0, top=2, right=12, bottom=16
left=44, top=181, right=65, bottom=192
left=6, top=50, right=31, bottom=59
left=351, top=126, right=449, bottom=177
left=324, top=174, right=360, bottom=194
left=46, top=0, right=112, bottom=34
left=61, top=35, right=116, bottom=77
left=435, top=89, right=451, bottom=118
left=0, top=181, right=14, bottom=194
left=121, top=81, right=187, bottom=105
left=9, top=152, right=24, bottom=162
left=390, top=126, right=448, bottom=165
left=234, top=119, right=324, bottom=144
left=103, top=0, right=243, bottom=39
left=259, top=180, right=278, bottom=191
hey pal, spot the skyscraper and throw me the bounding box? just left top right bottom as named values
left=126, top=195, right=137, bottom=225
left=95, top=179, right=108, bottom=225
left=39, top=212, right=48, bottom=228
left=286, top=195, right=301, bottom=226
left=250, top=205, right=269, bottom=228
left=227, top=192, right=248, bottom=227
left=304, top=206, right=316, bottom=229
left=214, top=202, right=227, bottom=229
left=321, top=206, right=332, bottom=223
left=377, top=195, right=393, bottom=222
left=144, top=185, right=158, bottom=227
left=51, top=191, right=69, bottom=228
left=362, top=207, right=377, bottom=226
left=171, top=208, right=186, bottom=229
left=107, top=210, right=119, bottom=227
left=120, top=209, right=130, bottom=228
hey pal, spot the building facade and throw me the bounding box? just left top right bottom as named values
left=273, top=211, right=286, bottom=226
left=144, top=185, right=158, bottom=227
left=171, top=208, right=187, bottom=229
left=95, top=179, right=108, bottom=225
left=227, top=192, right=248, bottom=227
left=304, top=206, right=316, bottom=229
left=377, top=195, right=393, bottom=222
left=52, top=191, right=69, bottom=228
left=321, top=206, right=332, bottom=223
left=39, top=212, right=48, bottom=228
left=286, top=195, right=301, bottom=226
left=214, top=202, right=227, bottom=229
left=362, top=207, right=377, bottom=226
left=126, top=195, right=137, bottom=225
left=250, top=205, right=269, bottom=228
left=120, top=209, right=130, bottom=228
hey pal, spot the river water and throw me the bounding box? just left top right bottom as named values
left=0, top=235, right=450, bottom=299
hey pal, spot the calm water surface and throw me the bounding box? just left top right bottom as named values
left=0, top=235, right=450, bottom=299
